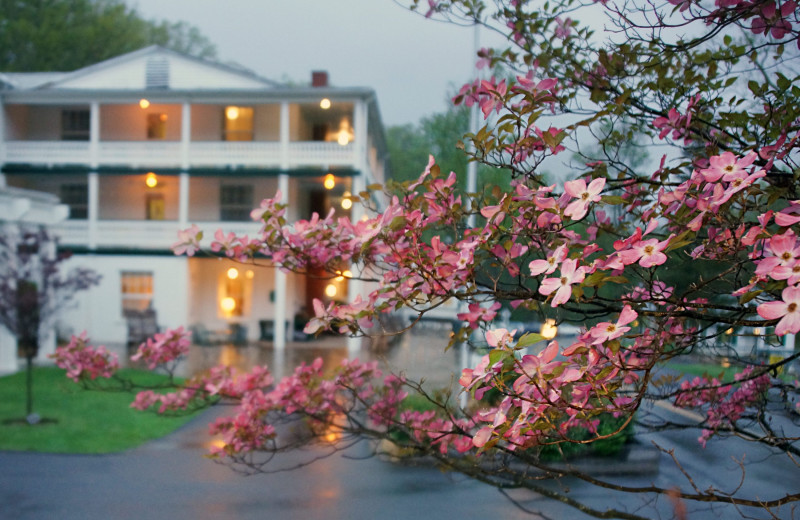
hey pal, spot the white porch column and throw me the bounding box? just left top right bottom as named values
left=273, top=174, right=289, bottom=353
left=180, top=102, right=191, bottom=170
left=273, top=103, right=291, bottom=354
left=87, top=172, right=99, bottom=249
left=346, top=170, right=365, bottom=358
left=178, top=173, right=189, bottom=227
left=0, top=325, right=18, bottom=374
left=89, top=102, right=100, bottom=167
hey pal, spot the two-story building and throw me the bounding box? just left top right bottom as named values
left=0, top=45, right=389, bottom=363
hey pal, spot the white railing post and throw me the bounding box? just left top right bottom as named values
left=89, top=102, right=100, bottom=168
left=87, top=172, right=99, bottom=250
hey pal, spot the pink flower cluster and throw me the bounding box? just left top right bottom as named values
left=50, top=332, right=119, bottom=382
left=131, top=327, right=192, bottom=370
left=675, top=367, right=771, bottom=447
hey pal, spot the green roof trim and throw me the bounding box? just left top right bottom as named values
left=2, top=164, right=359, bottom=177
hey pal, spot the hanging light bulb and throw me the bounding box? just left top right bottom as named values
left=323, top=173, right=335, bottom=190
left=320, top=98, right=331, bottom=109
left=139, top=99, right=150, bottom=109
left=145, top=172, right=158, bottom=188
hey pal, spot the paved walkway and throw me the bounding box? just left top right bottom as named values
left=2, top=333, right=796, bottom=519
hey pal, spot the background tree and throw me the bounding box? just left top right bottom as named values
left=388, top=104, right=511, bottom=193
left=54, top=0, right=800, bottom=518
left=0, top=0, right=216, bottom=72
left=0, top=226, right=100, bottom=423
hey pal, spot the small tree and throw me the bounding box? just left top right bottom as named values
left=56, top=0, right=800, bottom=517
left=0, top=225, right=100, bottom=423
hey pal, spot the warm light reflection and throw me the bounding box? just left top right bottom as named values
left=725, top=327, right=734, bottom=335
left=145, top=172, right=158, bottom=188
left=225, top=106, right=240, bottom=120
left=754, top=327, right=763, bottom=335
left=320, top=98, right=331, bottom=109
left=227, top=267, right=239, bottom=280
left=540, top=319, right=558, bottom=340
left=323, top=173, right=335, bottom=190
left=139, top=98, right=150, bottom=109
left=325, top=284, right=337, bottom=298
left=206, top=438, right=227, bottom=451
left=246, top=269, right=255, bottom=279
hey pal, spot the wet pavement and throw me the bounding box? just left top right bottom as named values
left=2, top=331, right=798, bottom=519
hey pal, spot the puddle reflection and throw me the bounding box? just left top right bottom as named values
left=111, top=330, right=460, bottom=390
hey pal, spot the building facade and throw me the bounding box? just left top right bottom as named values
left=0, top=46, right=389, bottom=360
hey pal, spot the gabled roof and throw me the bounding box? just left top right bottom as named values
left=10, top=45, right=282, bottom=92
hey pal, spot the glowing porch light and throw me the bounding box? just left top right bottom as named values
left=227, top=267, right=239, bottom=280
left=139, top=98, right=150, bottom=109
left=145, top=172, right=158, bottom=188
left=220, top=297, right=236, bottom=313
left=323, top=173, right=335, bottom=190
left=341, top=191, right=352, bottom=210
left=337, top=131, right=350, bottom=146
left=753, top=327, right=763, bottom=335
left=540, top=319, right=558, bottom=340
left=335, top=270, right=352, bottom=282
left=324, top=284, right=337, bottom=298
left=320, top=98, right=331, bottom=109
left=225, top=106, right=240, bottom=120
left=725, top=327, right=734, bottom=335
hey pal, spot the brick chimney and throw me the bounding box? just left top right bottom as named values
left=311, top=71, right=329, bottom=87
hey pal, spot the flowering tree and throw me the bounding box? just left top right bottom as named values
left=0, top=225, right=100, bottom=421
left=52, top=0, right=800, bottom=517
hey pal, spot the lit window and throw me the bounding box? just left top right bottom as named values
left=121, top=272, right=153, bottom=314
left=219, top=269, right=249, bottom=317
left=223, top=106, right=254, bottom=141
left=147, top=113, right=167, bottom=139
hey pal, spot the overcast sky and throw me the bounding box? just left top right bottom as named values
left=128, top=0, right=490, bottom=127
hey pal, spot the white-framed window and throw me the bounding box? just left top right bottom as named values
left=60, top=183, right=88, bottom=219
left=61, top=109, right=90, bottom=141
left=121, top=271, right=153, bottom=314
left=220, top=184, right=253, bottom=221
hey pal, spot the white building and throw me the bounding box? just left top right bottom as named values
left=0, top=46, right=389, bottom=356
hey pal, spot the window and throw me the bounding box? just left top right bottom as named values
left=223, top=106, right=254, bottom=141
left=146, top=193, right=165, bottom=220
left=147, top=113, right=167, bottom=139
left=61, top=109, right=89, bottom=141
left=220, top=185, right=253, bottom=221
left=121, top=272, right=153, bottom=314
left=60, top=184, right=88, bottom=219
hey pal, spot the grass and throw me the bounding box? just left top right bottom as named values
left=0, top=366, right=202, bottom=454
left=668, top=362, right=743, bottom=381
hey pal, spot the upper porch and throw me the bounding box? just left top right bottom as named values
left=1, top=97, right=384, bottom=181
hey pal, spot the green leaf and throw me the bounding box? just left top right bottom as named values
left=739, top=290, right=763, bottom=305
left=489, top=349, right=506, bottom=366
left=516, top=332, right=545, bottom=349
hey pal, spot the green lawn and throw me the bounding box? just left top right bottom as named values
left=0, top=366, right=202, bottom=454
